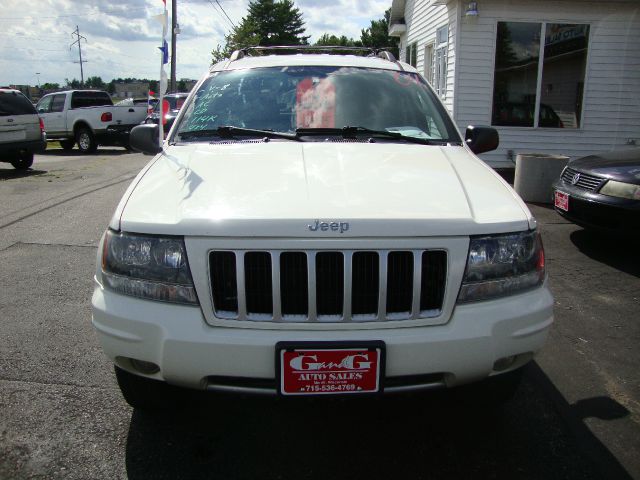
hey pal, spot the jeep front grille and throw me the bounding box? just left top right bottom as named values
left=209, top=250, right=447, bottom=322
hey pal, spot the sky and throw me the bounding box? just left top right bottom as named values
left=0, top=0, right=391, bottom=87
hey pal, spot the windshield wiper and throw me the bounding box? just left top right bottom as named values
left=177, top=126, right=299, bottom=141
left=295, top=126, right=444, bottom=145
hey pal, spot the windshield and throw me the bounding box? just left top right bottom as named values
left=174, top=66, right=460, bottom=142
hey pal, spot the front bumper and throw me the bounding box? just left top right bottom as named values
left=92, top=281, right=554, bottom=393
left=553, top=183, right=640, bottom=232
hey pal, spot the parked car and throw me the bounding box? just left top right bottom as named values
left=36, top=90, right=147, bottom=153
left=92, top=47, right=552, bottom=410
left=0, top=88, right=46, bottom=170
left=553, top=148, right=640, bottom=233
left=492, top=102, right=563, bottom=128
left=143, top=92, right=189, bottom=132
left=114, top=98, right=151, bottom=107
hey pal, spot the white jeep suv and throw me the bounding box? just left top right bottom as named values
left=91, top=47, right=553, bottom=409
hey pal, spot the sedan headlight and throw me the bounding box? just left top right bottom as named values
left=599, top=180, right=640, bottom=200
left=101, top=230, right=198, bottom=304
left=457, top=230, right=545, bottom=303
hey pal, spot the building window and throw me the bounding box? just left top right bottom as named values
left=492, top=21, right=590, bottom=128
left=434, top=26, right=448, bottom=98
left=424, top=43, right=434, bottom=84
left=405, top=42, right=418, bottom=67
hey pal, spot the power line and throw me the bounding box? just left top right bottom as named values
left=215, top=0, right=236, bottom=28
left=206, top=0, right=235, bottom=30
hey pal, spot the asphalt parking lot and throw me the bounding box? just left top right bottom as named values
left=1, top=148, right=638, bottom=479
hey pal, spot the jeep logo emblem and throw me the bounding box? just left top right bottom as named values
left=308, top=220, right=350, bottom=233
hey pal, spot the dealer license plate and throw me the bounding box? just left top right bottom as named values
left=277, top=342, right=384, bottom=396
left=554, top=190, right=569, bottom=211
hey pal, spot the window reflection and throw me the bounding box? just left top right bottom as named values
left=492, top=22, right=541, bottom=127
left=492, top=21, right=590, bottom=129
left=539, top=24, right=589, bottom=128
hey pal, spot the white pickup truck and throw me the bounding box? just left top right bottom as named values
left=36, top=90, right=147, bottom=153
left=92, top=48, right=553, bottom=410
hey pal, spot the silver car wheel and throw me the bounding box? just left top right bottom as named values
left=78, top=133, right=90, bottom=150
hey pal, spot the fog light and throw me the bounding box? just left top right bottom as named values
left=493, top=355, right=517, bottom=372
left=130, top=358, right=160, bottom=375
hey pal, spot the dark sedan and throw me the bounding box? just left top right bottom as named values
left=143, top=93, right=188, bottom=133
left=553, top=149, right=640, bottom=233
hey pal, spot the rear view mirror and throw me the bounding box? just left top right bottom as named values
left=465, top=126, right=499, bottom=155
left=130, top=124, right=162, bottom=155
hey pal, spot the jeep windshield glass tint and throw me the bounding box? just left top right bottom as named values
left=174, top=66, right=460, bottom=143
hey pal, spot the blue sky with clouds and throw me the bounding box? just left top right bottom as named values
left=0, top=0, right=390, bottom=86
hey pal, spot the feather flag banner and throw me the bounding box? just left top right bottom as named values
left=152, top=12, right=168, bottom=32
left=158, top=40, right=169, bottom=65
left=159, top=68, right=168, bottom=96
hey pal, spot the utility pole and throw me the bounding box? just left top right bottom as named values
left=170, top=0, right=177, bottom=92
left=70, top=25, right=87, bottom=85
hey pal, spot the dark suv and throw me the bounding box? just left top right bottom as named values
left=0, top=88, right=46, bottom=169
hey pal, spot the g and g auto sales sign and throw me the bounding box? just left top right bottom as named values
left=279, top=346, right=383, bottom=395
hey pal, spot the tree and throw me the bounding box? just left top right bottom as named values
left=315, top=34, right=360, bottom=47
left=40, top=82, right=60, bottom=90
left=65, top=78, right=82, bottom=89
left=85, top=76, right=105, bottom=90
left=212, top=0, right=309, bottom=63
left=359, top=9, right=399, bottom=59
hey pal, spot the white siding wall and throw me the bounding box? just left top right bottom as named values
left=400, top=0, right=459, bottom=114
left=454, top=0, right=640, bottom=167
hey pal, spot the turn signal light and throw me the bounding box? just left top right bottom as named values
left=101, top=112, right=113, bottom=122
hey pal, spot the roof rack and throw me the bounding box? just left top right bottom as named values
left=229, top=45, right=397, bottom=63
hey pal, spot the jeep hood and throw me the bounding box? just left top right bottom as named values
left=115, top=142, right=534, bottom=237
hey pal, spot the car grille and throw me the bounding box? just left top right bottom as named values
left=209, top=250, right=447, bottom=322
left=561, top=167, right=605, bottom=191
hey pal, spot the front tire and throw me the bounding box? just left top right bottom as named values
left=451, top=367, right=524, bottom=408
left=114, top=366, right=182, bottom=410
left=60, top=139, right=75, bottom=151
left=76, top=128, right=97, bottom=153
left=10, top=151, right=34, bottom=170
left=482, top=368, right=524, bottom=404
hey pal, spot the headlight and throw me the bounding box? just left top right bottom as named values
left=599, top=180, right=640, bottom=200
left=457, top=230, right=545, bottom=303
left=101, top=230, right=198, bottom=304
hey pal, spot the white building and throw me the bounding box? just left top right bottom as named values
left=389, top=0, right=640, bottom=167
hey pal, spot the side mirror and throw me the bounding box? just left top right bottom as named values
left=465, top=125, right=499, bottom=155
left=38, top=108, right=45, bottom=114
left=130, top=124, right=162, bottom=155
